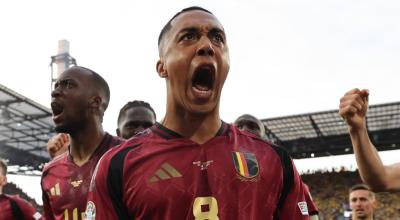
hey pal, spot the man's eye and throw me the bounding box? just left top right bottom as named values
left=65, top=81, right=73, bottom=89
left=182, top=33, right=196, bottom=41
left=212, top=33, right=224, bottom=43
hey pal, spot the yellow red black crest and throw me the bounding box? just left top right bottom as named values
left=231, top=151, right=259, bottom=179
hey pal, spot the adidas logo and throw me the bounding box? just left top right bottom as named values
left=49, top=183, right=61, bottom=196
left=149, top=162, right=182, bottom=183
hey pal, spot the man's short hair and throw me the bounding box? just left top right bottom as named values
left=117, top=100, right=156, bottom=125
left=350, top=183, right=375, bottom=198
left=78, top=66, right=110, bottom=112
left=0, top=159, right=7, bottom=176
left=158, top=6, right=213, bottom=48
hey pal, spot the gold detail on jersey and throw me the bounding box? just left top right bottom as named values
left=64, top=208, right=85, bottom=220
left=193, top=196, right=219, bottom=220
left=193, top=160, right=214, bottom=170
left=71, top=180, right=83, bottom=188
left=50, top=183, right=61, bottom=196
left=148, top=162, right=182, bottom=183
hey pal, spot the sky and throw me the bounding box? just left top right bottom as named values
left=1, top=0, right=400, bottom=205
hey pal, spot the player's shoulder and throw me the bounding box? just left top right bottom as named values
left=6, top=194, right=31, bottom=205
left=232, top=124, right=290, bottom=157
left=42, top=151, right=68, bottom=173
left=99, top=129, right=152, bottom=164
left=107, top=133, right=125, bottom=146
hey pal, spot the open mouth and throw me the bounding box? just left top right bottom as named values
left=191, top=64, right=215, bottom=93
left=51, top=102, right=64, bottom=117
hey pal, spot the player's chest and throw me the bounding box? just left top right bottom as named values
left=43, top=166, right=94, bottom=214
left=125, top=147, right=282, bottom=217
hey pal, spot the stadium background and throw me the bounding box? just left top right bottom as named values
left=1, top=1, right=400, bottom=219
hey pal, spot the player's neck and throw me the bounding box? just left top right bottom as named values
left=162, top=106, right=221, bottom=144
left=69, top=124, right=105, bottom=166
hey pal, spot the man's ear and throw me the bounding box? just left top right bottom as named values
left=116, top=128, right=121, bottom=137
left=156, top=60, right=168, bottom=78
left=90, top=96, right=102, bottom=109
left=0, top=175, right=7, bottom=187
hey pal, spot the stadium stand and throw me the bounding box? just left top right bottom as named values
left=302, top=170, right=400, bottom=219
left=261, top=102, right=400, bottom=159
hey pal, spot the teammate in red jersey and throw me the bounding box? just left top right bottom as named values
left=86, top=7, right=310, bottom=220
left=0, top=159, right=43, bottom=220
left=41, top=66, right=123, bottom=220
left=234, top=114, right=266, bottom=139
left=116, top=100, right=157, bottom=139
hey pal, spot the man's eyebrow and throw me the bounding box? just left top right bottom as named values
left=209, top=27, right=225, bottom=34
left=178, top=27, right=199, bottom=34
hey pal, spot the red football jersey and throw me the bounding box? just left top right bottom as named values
left=303, top=183, right=318, bottom=216
left=86, top=123, right=310, bottom=220
left=0, top=194, right=42, bottom=220
left=41, top=133, right=123, bottom=220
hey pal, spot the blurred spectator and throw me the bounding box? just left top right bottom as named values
left=348, top=184, right=376, bottom=220
left=302, top=170, right=400, bottom=219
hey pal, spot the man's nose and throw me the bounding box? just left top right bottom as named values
left=196, top=37, right=215, bottom=56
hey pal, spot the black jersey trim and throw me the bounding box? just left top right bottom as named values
left=215, top=121, right=228, bottom=136
left=153, top=122, right=184, bottom=139
left=8, top=196, right=25, bottom=220
left=271, top=145, right=294, bottom=220
left=152, top=121, right=228, bottom=140
left=107, top=144, right=140, bottom=220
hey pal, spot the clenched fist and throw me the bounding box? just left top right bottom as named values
left=339, top=88, right=369, bottom=131
left=47, top=133, right=70, bottom=158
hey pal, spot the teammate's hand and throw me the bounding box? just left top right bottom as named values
left=339, top=88, right=369, bottom=131
left=47, top=133, right=70, bottom=158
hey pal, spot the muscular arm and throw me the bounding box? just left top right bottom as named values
left=340, top=88, right=400, bottom=192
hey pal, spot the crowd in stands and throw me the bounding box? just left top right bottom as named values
left=302, top=170, right=400, bottom=220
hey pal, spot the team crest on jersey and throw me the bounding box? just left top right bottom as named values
left=231, top=151, right=259, bottom=179
left=85, top=201, right=96, bottom=220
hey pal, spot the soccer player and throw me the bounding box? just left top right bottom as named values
left=116, top=100, right=157, bottom=139
left=339, top=88, right=400, bottom=192
left=41, top=66, right=123, bottom=220
left=348, top=184, right=376, bottom=220
left=234, top=114, right=266, bottom=139
left=86, top=7, right=310, bottom=219
left=47, top=100, right=156, bottom=158
left=0, top=159, right=43, bottom=220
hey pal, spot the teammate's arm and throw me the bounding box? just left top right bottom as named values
left=339, top=88, right=400, bottom=192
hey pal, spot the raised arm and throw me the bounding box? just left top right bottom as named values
left=339, top=88, right=400, bottom=191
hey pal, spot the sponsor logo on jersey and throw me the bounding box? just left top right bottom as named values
left=298, top=201, right=309, bottom=215
left=193, top=160, right=214, bottom=170
left=148, top=162, right=182, bottom=183
left=231, top=151, right=259, bottom=179
left=49, top=183, right=61, bottom=196
left=85, top=201, right=96, bottom=220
